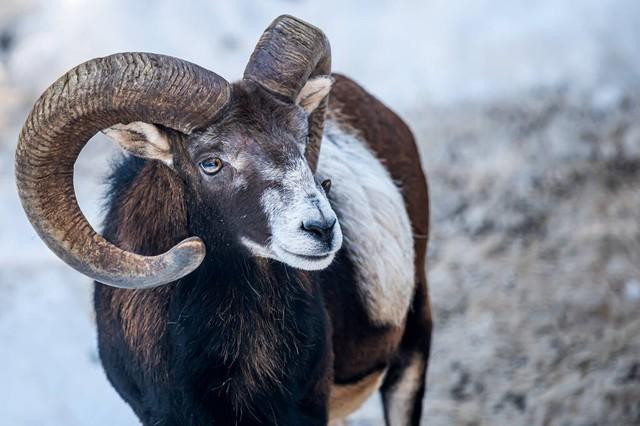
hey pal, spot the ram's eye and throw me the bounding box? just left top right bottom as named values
left=199, top=157, right=223, bottom=175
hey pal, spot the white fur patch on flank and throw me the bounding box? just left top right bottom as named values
left=316, top=121, right=415, bottom=326
left=384, top=354, right=425, bottom=425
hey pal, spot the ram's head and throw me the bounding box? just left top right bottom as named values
left=15, top=15, right=342, bottom=289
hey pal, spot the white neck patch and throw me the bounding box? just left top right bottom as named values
left=316, top=121, right=415, bottom=326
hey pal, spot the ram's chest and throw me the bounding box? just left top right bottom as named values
left=317, top=122, right=415, bottom=327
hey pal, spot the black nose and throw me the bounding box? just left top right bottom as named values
left=302, top=217, right=336, bottom=241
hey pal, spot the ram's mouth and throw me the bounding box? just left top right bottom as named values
left=274, top=245, right=336, bottom=271
left=279, top=246, right=333, bottom=261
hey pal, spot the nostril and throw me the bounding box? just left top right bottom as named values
left=302, top=218, right=336, bottom=240
left=301, top=220, right=325, bottom=236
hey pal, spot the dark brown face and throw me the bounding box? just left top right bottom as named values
left=105, top=79, right=342, bottom=271
left=181, top=81, right=342, bottom=269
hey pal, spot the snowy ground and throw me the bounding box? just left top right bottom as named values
left=2, top=1, right=640, bottom=425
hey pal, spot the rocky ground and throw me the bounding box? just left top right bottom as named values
left=2, top=1, right=640, bottom=425
left=413, top=89, right=640, bottom=426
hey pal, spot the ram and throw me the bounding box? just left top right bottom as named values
left=16, top=15, right=431, bottom=426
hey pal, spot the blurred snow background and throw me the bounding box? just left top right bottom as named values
left=1, top=0, right=640, bottom=425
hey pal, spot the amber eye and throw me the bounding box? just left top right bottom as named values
left=199, top=157, right=223, bottom=175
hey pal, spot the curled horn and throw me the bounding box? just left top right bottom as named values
left=15, top=52, right=230, bottom=289
left=244, top=15, right=331, bottom=172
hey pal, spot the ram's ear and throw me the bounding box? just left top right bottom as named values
left=102, top=122, right=173, bottom=167
left=295, top=75, right=333, bottom=114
